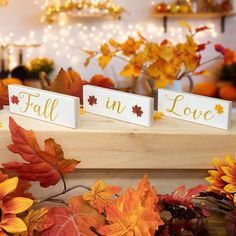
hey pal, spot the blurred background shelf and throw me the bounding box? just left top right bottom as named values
left=154, top=12, right=236, bottom=33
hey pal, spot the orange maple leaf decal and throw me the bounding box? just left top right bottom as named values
left=132, top=105, right=143, bottom=117
left=83, top=180, right=121, bottom=213
left=0, top=80, right=9, bottom=109
left=215, top=104, right=224, bottom=115
left=2, top=117, right=80, bottom=187
left=98, top=176, right=163, bottom=236
left=42, top=196, right=105, bottom=236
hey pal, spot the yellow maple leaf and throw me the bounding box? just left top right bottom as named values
left=98, top=55, right=112, bottom=70
left=120, top=64, right=142, bottom=78
left=83, top=180, right=121, bottom=213
left=158, top=46, right=174, bottom=63
left=179, top=21, right=192, bottom=33
left=109, top=38, right=120, bottom=48
left=153, top=112, right=164, bottom=120
left=83, top=50, right=96, bottom=67
left=80, top=107, right=85, bottom=115
left=154, top=78, right=173, bottom=89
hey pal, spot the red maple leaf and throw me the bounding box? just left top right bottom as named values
left=158, top=185, right=208, bottom=209
left=195, top=26, right=210, bottom=33
left=11, top=95, right=19, bottom=105
left=132, top=105, right=143, bottom=117
left=88, top=95, right=97, bottom=106
left=2, top=117, right=80, bottom=188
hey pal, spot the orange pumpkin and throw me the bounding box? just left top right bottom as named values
left=193, top=82, right=218, bottom=97
left=2, top=78, right=23, bottom=86
left=219, top=85, right=236, bottom=101
left=90, top=74, right=114, bottom=89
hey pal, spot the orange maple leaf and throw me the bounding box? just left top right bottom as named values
left=18, top=208, right=54, bottom=236
left=0, top=80, right=9, bottom=109
left=84, top=50, right=97, bottom=67
left=215, top=44, right=236, bottom=65
left=98, top=176, right=163, bottom=236
left=42, top=196, right=105, bottom=236
left=83, top=180, right=121, bottom=213
left=41, top=68, right=89, bottom=103
left=2, top=117, right=80, bottom=187
left=120, top=37, right=143, bottom=56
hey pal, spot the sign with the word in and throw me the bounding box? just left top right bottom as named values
left=8, top=85, right=79, bottom=128
left=83, top=85, right=154, bottom=127
left=158, top=89, right=232, bottom=130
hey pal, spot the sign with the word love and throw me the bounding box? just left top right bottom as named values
left=158, top=89, right=232, bottom=130
left=83, top=85, right=154, bottom=127
left=8, top=85, right=79, bottom=128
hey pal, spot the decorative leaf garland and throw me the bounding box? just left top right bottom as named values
left=0, top=117, right=236, bottom=235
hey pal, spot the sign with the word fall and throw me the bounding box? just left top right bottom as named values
left=158, top=89, right=232, bottom=130
left=83, top=85, right=154, bottom=127
left=8, top=85, right=79, bottom=128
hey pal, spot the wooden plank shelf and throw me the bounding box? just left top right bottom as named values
left=153, top=12, right=236, bottom=33
left=0, top=106, right=236, bottom=170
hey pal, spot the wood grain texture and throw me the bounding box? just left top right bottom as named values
left=0, top=107, right=235, bottom=169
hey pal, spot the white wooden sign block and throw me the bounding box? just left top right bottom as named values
left=8, top=85, right=79, bottom=128
left=83, top=85, right=154, bottom=127
left=158, top=89, right=232, bottom=130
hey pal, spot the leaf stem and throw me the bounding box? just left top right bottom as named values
left=187, top=75, right=194, bottom=93
left=37, top=184, right=91, bottom=204
left=60, top=173, right=67, bottom=191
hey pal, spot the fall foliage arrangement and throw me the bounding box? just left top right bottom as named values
left=0, top=117, right=234, bottom=235
left=84, top=22, right=236, bottom=94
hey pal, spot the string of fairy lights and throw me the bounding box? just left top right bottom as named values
left=0, top=0, right=222, bottom=71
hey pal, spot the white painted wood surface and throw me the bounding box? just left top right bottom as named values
left=8, top=85, right=79, bottom=128
left=158, top=89, right=232, bottom=129
left=83, top=85, right=154, bottom=127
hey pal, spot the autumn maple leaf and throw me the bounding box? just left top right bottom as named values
left=83, top=180, right=121, bottom=213
left=0, top=170, right=33, bottom=200
left=0, top=80, right=9, bottom=109
left=215, top=44, right=236, bottom=64
left=2, top=117, right=80, bottom=187
left=215, top=104, right=224, bottom=115
left=42, top=196, right=105, bottom=236
left=158, top=185, right=208, bottom=210
left=132, top=105, right=143, bottom=117
left=41, top=68, right=89, bottom=103
left=88, top=95, right=97, bottom=106
left=98, top=175, right=163, bottom=236
left=18, top=208, right=54, bottom=236
left=98, top=43, right=112, bottom=69
left=11, top=95, right=19, bottom=105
